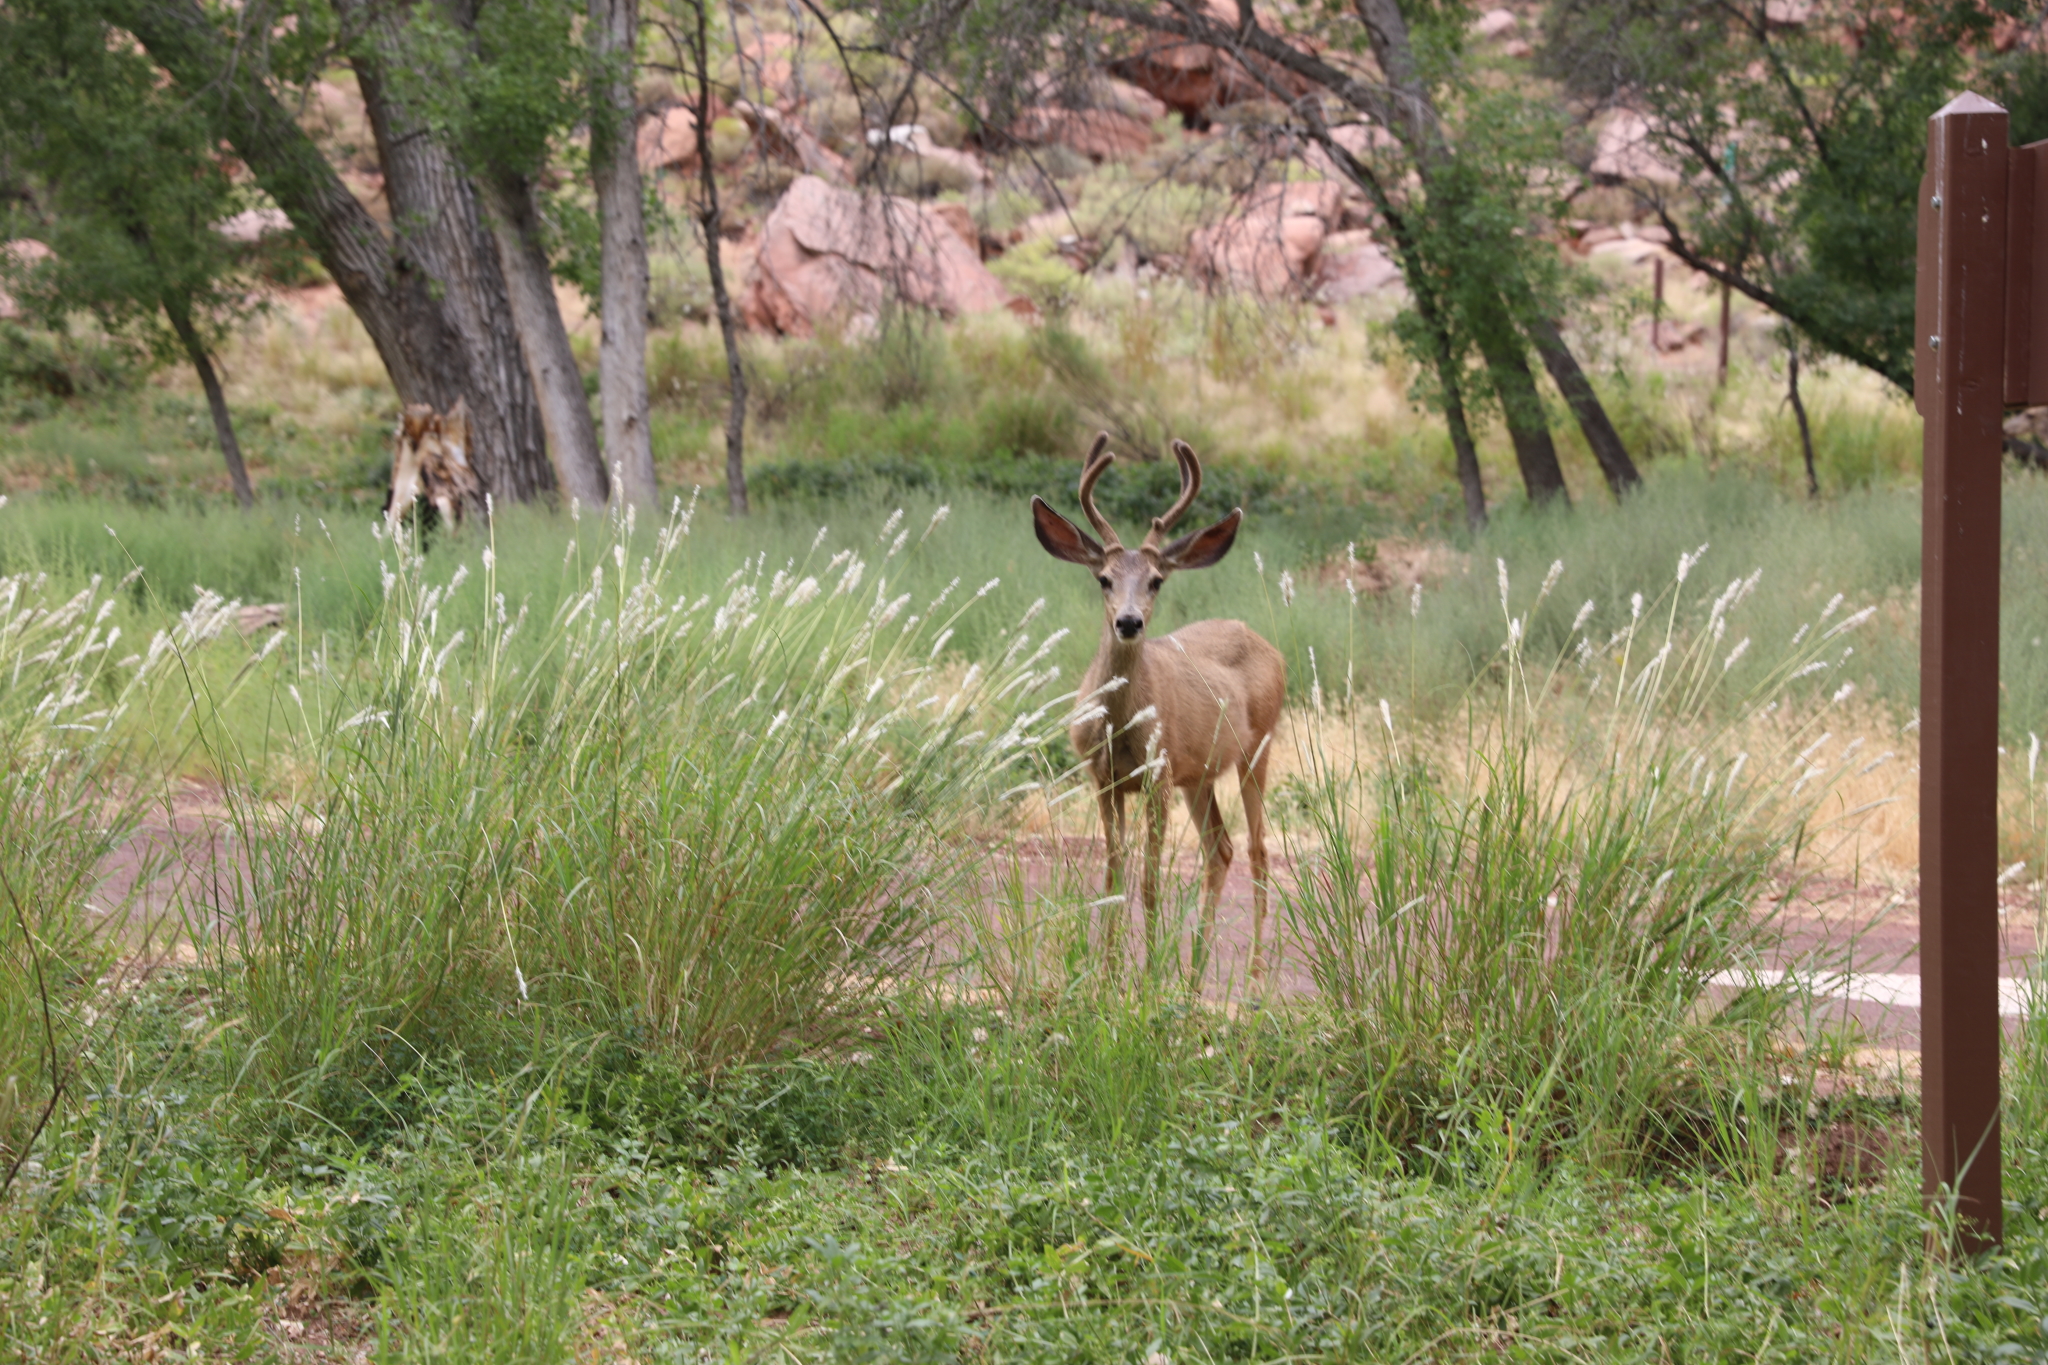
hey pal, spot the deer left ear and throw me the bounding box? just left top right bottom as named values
left=1160, top=508, right=1242, bottom=571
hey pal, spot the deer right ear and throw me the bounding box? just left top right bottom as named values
left=1160, top=507, right=1242, bottom=571
left=1032, top=497, right=1106, bottom=567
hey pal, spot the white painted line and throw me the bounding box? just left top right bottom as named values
left=1707, top=968, right=2037, bottom=1018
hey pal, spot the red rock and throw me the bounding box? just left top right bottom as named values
left=637, top=105, right=699, bottom=173
left=1012, top=107, right=1156, bottom=162
left=214, top=208, right=292, bottom=243
left=1106, top=0, right=1314, bottom=121
left=741, top=175, right=1014, bottom=335
left=1189, top=182, right=1343, bottom=296
left=733, top=100, right=847, bottom=182
left=1314, top=230, right=1402, bottom=301
left=1590, top=109, right=1682, bottom=187
left=1471, top=8, right=1518, bottom=38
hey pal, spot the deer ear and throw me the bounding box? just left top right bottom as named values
left=1160, top=508, right=1242, bottom=570
left=1032, top=496, right=1106, bottom=566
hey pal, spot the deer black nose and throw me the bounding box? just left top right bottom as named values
left=1115, top=614, right=1144, bottom=639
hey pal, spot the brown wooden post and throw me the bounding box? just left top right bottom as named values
left=1916, top=92, right=2010, bottom=1252
left=1717, top=278, right=1731, bottom=387
left=1652, top=256, right=1664, bottom=352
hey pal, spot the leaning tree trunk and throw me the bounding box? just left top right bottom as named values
left=116, top=0, right=555, bottom=506
left=1473, top=315, right=1571, bottom=506
left=686, top=0, right=748, bottom=516
left=1528, top=316, right=1641, bottom=499
left=164, top=293, right=254, bottom=509
left=589, top=0, right=658, bottom=508
left=478, top=171, right=612, bottom=509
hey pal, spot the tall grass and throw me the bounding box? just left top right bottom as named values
left=1283, top=544, right=1887, bottom=1166
left=210, top=497, right=1070, bottom=1109
left=0, top=559, right=228, bottom=1171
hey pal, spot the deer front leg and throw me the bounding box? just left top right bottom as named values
left=1140, top=777, right=1170, bottom=976
left=1188, top=783, right=1234, bottom=990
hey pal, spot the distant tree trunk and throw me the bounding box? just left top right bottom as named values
left=164, top=294, right=253, bottom=509
left=1788, top=343, right=1818, bottom=498
left=589, top=0, right=658, bottom=508
left=1474, top=321, right=1570, bottom=506
left=686, top=0, right=748, bottom=515
left=478, top=170, right=612, bottom=509
left=116, top=0, right=555, bottom=505
left=1442, top=367, right=1488, bottom=532
left=1529, top=317, right=1642, bottom=499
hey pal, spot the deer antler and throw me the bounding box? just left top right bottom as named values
left=1145, top=440, right=1203, bottom=546
left=1077, top=432, right=1120, bottom=547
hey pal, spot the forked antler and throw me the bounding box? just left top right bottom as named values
left=1077, top=432, right=1120, bottom=548
left=1143, top=440, right=1203, bottom=548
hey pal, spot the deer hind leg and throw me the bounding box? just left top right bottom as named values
left=1240, top=759, right=1272, bottom=982
left=1140, top=778, right=1171, bottom=977
left=1188, top=783, right=1234, bottom=990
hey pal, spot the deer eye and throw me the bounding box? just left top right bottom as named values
left=1148, top=577, right=1164, bottom=592
left=1096, top=575, right=1111, bottom=589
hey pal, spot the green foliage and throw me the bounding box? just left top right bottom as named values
left=0, top=2, right=266, bottom=370
left=1543, top=0, right=2048, bottom=394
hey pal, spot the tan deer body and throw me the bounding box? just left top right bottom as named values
left=1033, top=437, right=1285, bottom=982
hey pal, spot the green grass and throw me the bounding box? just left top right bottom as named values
left=15, top=416, right=2048, bottom=1358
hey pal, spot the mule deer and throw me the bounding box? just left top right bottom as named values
left=1031, top=435, right=1286, bottom=982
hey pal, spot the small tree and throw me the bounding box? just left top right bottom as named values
left=1545, top=0, right=2048, bottom=398
left=0, top=4, right=266, bottom=506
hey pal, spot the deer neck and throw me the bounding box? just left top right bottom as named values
left=1093, top=625, right=1152, bottom=731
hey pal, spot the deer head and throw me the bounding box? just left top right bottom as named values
left=1031, top=434, right=1243, bottom=643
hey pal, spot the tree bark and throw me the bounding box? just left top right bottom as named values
left=478, top=170, right=612, bottom=510
left=1788, top=343, right=1818, bottom=498
left=1529, top=317, right=1642, bottom=499
left=1473, top=319, right=1570, bottom=506
left=164, top=293, right=254, bottom=509
left=589, top=0, right=658, bottom=508
left=115, top=0, right=553, bottom=505
left=687, top=0, right=748, bottom=515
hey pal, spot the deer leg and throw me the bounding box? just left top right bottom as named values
left=1240, top=762, right=1272, bottom=982
left=1096, top=782, right=1127, bottom=972
left=1188, top=783, right=1234, bottom=990
left=1141, top=778, right=1170, bottom=977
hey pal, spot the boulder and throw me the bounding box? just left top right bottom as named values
left=1189, top=181, right=1343, bottom=296
left=741, top=175, right=1015, bottom=336
left=1315, top=230, right=1403, bottom=301
left=733, top=100, right=848, bottom=182
left=1590, top=109, right=1682, bottom=187
left=638, top=105, right=699, bottom=173
left=866, top=125, right=988, bottom=190
left=1011, top=106, right=1156, bottom=163
left=1106, top=0, right=1314, bottom=121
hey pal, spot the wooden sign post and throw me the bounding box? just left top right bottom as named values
left=1915, top=92, right=2048, bottom=1252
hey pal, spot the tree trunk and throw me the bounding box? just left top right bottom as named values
left=1474, top=320, right=1570, bottom=506
left=478, top=171, right=612, bottom=509
left=1529, top=317, right=1642, bottom=499
left=1442, top=364, right=1488, bottom=532
left=117, top=0, right=554, bottom=505
left=1788, top=343, right=1818, bottom=498
left=589, top=0, right=658, bottom=508
left=164, top=293, right=253, bottom=509
left=687, top=0, right=748, bottom=516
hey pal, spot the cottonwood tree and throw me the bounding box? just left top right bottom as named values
left=0, top=4, right=264, bottom=506
left=1544, top=0, right=2048, bottom=398
left=400, top=0, right=613, bottom=508
left=98, top=0, right=557, bottom=505
left=879, top=0, right=1644, bottom=522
